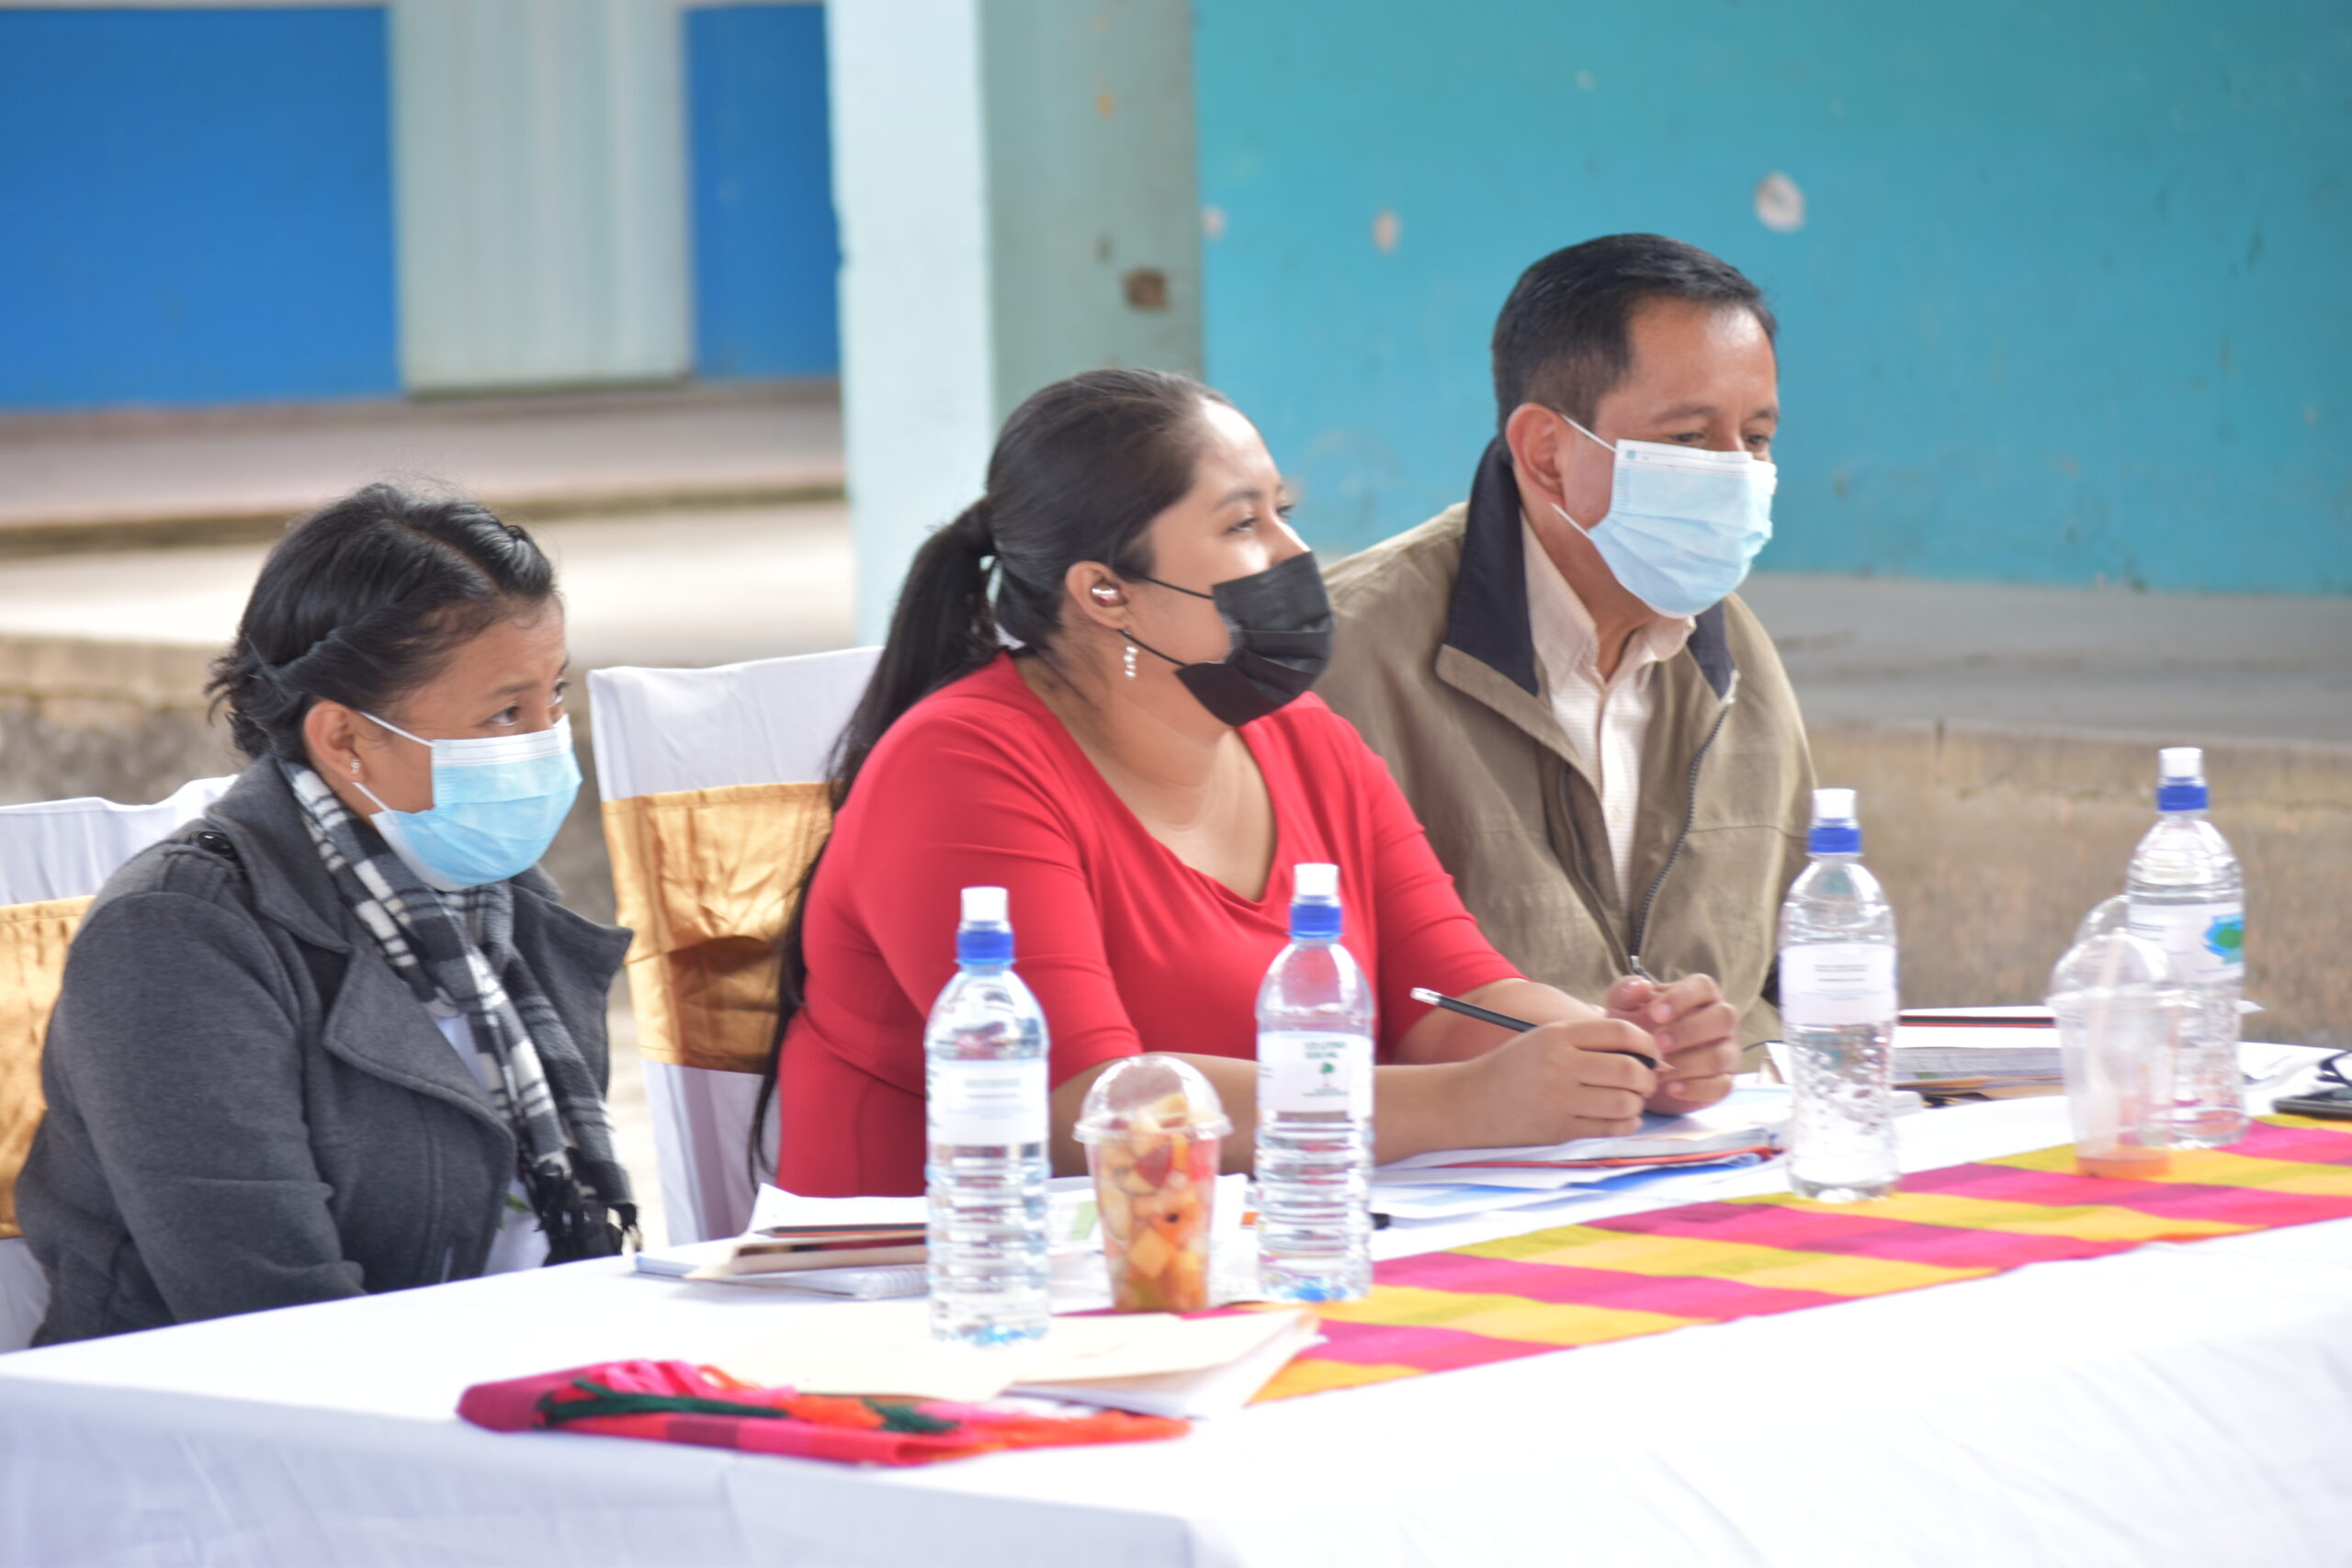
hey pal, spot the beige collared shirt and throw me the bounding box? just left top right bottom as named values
left=1521, top=519, right=1695, bottom=902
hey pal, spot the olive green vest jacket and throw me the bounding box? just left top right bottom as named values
left=1319, top=438, right=1815, bottom=1048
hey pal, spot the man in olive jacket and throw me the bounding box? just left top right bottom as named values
left=1320, top=234, right=1814, bottom=1050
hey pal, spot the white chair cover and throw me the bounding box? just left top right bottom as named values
left=0, top=777, right=235, bottom=906
left=0, top=774, right=235, bottom=1352
left=590, top=648, right=878, bottom=1243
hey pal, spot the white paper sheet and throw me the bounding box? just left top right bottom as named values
left=1378, top=1085, right=1789, bottom=1174
left=711, top=1300, right=1312, bottom=1404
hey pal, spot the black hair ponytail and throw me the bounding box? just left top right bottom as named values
left=829, top=498, right=1000, bottom=810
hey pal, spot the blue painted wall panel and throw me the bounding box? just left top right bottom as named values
left=1193, top=1, right=2352, bottom=594
left=0, top=8, right=399, bottom=411
left=686, top=3, right=840, bottom=378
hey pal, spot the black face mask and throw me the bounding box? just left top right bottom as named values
left=1125, top=550, right=1334, bottom=728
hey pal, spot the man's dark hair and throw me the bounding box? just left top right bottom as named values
left=1491, top=233, right=1777, bottom=430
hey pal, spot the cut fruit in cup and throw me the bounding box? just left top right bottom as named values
left=1073, top=1057, right=1231, bottom=1313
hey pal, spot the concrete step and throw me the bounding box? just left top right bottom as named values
left=1743, top=571, right=2352, bottom=746
left=0, top=503, right=854, bottom=674
left=0, top=382, right=844, bottom=553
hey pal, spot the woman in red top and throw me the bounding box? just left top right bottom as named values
left=771, top=370, right=1738, bottom=1195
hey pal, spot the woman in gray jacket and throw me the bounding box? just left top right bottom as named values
left=18, top=485, right=636, bottom=1344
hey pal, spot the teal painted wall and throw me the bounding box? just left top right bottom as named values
left=1193, top=1, right=2352, bottom=594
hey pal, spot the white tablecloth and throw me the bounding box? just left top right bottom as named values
left=5, top=1095, right=2349, bottom=1567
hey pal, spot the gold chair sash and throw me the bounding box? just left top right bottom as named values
left=601, top=783, right=832, bottom=1076
left=0, top=897, right=88, bottom=1240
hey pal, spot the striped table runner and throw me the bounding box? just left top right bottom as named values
left=1255, top=1113, right=2352, bottom=1403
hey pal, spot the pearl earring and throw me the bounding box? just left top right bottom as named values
left=1124, top=641, right=1138, bottom=680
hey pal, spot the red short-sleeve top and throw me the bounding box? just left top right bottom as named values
left=775, top=652, right=1519, bottom=1194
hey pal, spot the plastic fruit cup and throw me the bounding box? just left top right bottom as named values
left=1072, top=1056, right=1231, bottom=1313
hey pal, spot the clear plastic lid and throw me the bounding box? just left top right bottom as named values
left=2047, top=926, right=2175, bottom=1008
left=1811, top=787, right=1858, bottom=825
left=1072, top=1054, right=1232, bottom=1145
left=2073, top=894, right=2130, bottom=944
left=2158, top=747, right=2204, bottom=784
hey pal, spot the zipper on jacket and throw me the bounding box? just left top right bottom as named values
left=1625, top=670, right=1740, bottom=980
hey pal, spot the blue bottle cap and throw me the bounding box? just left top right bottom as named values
left=1290, top=901, right=1342, bottom=940
left=957, top=925, right=1013, bottom=965
left=2155, top=782, right=2208, bottom=812
left=2156, top=747, right=2208, bottom=813
left=1291, top=861, right=1342, bottom=939
left=1808, top=787, right=1861, bottom=854
left=956, top=886, right=1013, bottom=964
left=1808, top=822, right=1861, bottom=854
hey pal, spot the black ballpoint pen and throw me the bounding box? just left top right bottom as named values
left=1408, top=987, right=1665, bottom=1072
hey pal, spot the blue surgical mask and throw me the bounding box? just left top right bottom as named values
left=1549, top=414, right=1776, bottom=617
left=353, top=715, right=581, bottom=892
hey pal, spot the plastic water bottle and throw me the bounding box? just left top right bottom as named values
left=1778, top=788, right=1901, bottom=1201
left=1254, top=863, right=1374, bottom=1302
left=2125, top=747, right=2247, bottom=1148
left=924, top=886, right=1049, bottom=1345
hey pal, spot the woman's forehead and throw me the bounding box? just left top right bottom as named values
left=1189, top=402, right=1282, bottom=496
left=428, top=612, right=568, bottom=694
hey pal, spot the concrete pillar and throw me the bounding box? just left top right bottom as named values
left=827, top=0, right=1203, bottom=643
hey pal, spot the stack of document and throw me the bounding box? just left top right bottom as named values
left=1887, top=1011, right=2064, bottom=1099
left=634, top=1240, right=928, bottom=1300
left=635, top=1193, right=937, bottom=1298
left=1369, top=1088, right=1789, bottom=1223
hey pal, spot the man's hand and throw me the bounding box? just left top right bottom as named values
left=1452, top=1017, right=1659, bottom=1145
left=1605, top=975, right=1739, bottom=1113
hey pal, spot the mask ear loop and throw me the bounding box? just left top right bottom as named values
left=349, top=776, right=398, bottom=817
left=1551, top=500, right=1590, bottom=533
left=1116, top=573, right=1216, bottom=671
left=1136, top=574, right=1214, bottom=601
left=1122, top=628, right=1191, bottom=671
left=350, top=711, right=429, bottom=816
left=1547, top=411, right=1619, bottom=533
left=361, top=711, right=433, bottom=749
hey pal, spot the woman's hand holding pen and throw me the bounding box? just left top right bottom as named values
left=1452, top=1018, right=1661, bottom=1145
left=1606, top=975, right=1740, bottom=1112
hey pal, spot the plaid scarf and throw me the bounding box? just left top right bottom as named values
left=282, top=762, right=637, bottom=1262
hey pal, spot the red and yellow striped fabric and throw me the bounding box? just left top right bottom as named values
left=1255, top=1113, right=2352, bottom=1403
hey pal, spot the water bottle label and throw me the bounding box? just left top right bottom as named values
left=1258, top=1032, right=1373, bottom=1117
left=2126, top=901, right=2244, bottom=982
left=927, top=1059, right=1047, bottom=1146
left=1780, top=943, right=1898, bottom=1028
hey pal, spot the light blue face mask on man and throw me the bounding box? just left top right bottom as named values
left=1549, top=413, right=1777, bottom=618
left=353, top=714, right=582, bottom=891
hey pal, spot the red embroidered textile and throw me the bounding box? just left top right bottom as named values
left=457, top=1358, right=1188, bottom=1466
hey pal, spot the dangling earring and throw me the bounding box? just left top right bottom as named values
left=1123, top=640, right=1139, bottom=680
left=348, top=758, right=363, bottom=777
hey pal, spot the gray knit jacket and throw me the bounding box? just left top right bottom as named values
left=17, top=761, right=630, bottom=1344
